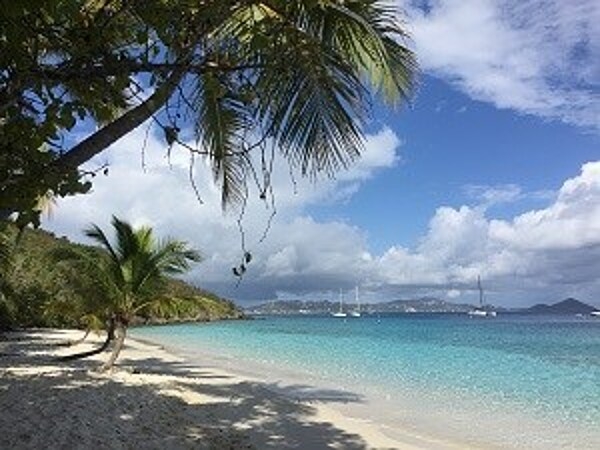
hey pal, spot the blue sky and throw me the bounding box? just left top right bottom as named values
left=44, top=0, right=600, bottom=307
left=310, top=75, right=600, bottom=253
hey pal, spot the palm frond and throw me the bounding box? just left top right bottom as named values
left=255, top=32, right=366, bottom=177
left=188, top=0, right=417, bottom=206
left=324, top=1, right=417, bottom=103
left=84, top=222, right=118, bottom=261
left=85, top=219, right=200, bottom=311
left=110, top=215, right=139, bottom=261
left=193, top=70, right=249, bottom=208
left=132, top=239, right=200, bottom=295
left=154, top=240, right=202, bottom=275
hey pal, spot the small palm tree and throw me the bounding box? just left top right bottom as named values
left=84, top=216, right=201, bottom=370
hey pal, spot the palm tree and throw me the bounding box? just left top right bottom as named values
left=4, top=1, right=417, bottom=222
left=80, top=216, right=201, bottom=371
left=190, top=1, right=418, bottom=207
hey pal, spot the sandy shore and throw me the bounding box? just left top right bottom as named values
left=0, top=329, right=443, bottom=450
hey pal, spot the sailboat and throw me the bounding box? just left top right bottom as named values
left=468, top=276, right=497, bottom=317
left=350, top=286, right=361, bottom=317
left=298, top=300, right=309, bottom=315
left=331, top=289, right=347, bottom=318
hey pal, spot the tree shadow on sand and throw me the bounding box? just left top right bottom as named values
left=0, top=337, right=391, bottom=450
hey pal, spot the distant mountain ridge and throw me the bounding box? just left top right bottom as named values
left=246, top=297, right=491, bottom=315
left=245, top=297, right=599, bottom=316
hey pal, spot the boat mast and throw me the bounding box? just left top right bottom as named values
left=477, top=276, right=484, bottom=308
left=355, top=286, right=360, bottom=311
left=339, top=289, right=343, bottom=313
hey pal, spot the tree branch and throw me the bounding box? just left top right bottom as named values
left=15, top=60, right=263, bottom=88
left=53, top=69, right=184, bottom=170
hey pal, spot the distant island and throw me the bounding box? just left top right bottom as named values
left=523, top=298, right=598, bottom=315
left=246, top=297, right=487, bottom=315
left=245, top=297, right=599, bottom=316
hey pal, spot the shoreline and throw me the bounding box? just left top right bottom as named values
left=1, top=329, right=436, bottom=449
left=131, top=321, right=600, bottom=450
left=3, top=327, right=598, bottom=449
left=130, top=334, right=472, bottom=450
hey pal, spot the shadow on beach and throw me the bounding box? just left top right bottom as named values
left=0, top=333, right=385, bottom=450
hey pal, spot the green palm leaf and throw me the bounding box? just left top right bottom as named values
left=194, top=70, right=249, bottom=208
left=188, top=0, right=416, bottom=206
left=82, top=216, right=200, bottom=319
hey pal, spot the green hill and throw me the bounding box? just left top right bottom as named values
left=0, top=223, right=243, bottom=330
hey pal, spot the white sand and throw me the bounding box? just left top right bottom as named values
left=0, top=329, right=450, bottom=450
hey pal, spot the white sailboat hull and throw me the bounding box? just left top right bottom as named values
left=468, top=309, right=496, bottom=317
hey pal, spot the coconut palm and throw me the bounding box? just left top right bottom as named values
left=4, top=1, right=417, bottom=222
left=80, top=216, right=201, bottom=370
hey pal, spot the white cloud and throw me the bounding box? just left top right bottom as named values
left=43, top=124, right=600, bottom=307
left=399, top=0, right=600, bottom=130
left=372, top=161, right=600, bottom=305
left=490, top=162, right=600, bottom=250
left=464, top=184, right=522, bottom=207
left=44, top=124, right=398, bottom=301
left=463, top=184, right=554, bottom=209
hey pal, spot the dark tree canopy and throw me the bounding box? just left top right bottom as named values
left=1, top=0, right=417, bottom=226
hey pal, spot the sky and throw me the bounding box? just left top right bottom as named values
left=43, top=0, right=600, bottom=307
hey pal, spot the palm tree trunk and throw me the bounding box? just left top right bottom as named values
left=100, top=320, right=127, bottom=372
left=56, top=317, right=115, bottom=361
left=53, top=70, right=183, bottom=171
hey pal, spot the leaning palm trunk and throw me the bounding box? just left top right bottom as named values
left=100, top=319, right=126, bottom=371
left=57, top=317, right=115, bottom=361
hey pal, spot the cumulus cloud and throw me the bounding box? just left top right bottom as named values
left=43, top=121, right=600, bottom=307
left=19, top=2, right=600, bottom=309
left=398, top=0, right=600, bottom=130
left=44, top=124, right=399, bottom=301
left=373, top=161, right=600, bottom=306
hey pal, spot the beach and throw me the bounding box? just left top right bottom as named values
left=0, top=329, right=440, bottom=450
left=132, top=315, right=600, bottom=450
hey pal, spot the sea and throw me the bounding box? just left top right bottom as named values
left=132, top=313, right=600, bottom=448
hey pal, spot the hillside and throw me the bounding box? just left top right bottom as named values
left=0, top=224, right=243, bottom=330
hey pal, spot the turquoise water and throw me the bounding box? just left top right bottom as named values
left=133, top=314, right=600, bottom=441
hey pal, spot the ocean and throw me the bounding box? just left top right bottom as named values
left=132, top=313, right=600, bottom=448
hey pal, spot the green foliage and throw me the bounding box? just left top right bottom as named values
left=1, top=0, right=417, bottom=223
left=82, top=216, right=202, bottom=321
left=0, top=222, right=242, bottom=330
